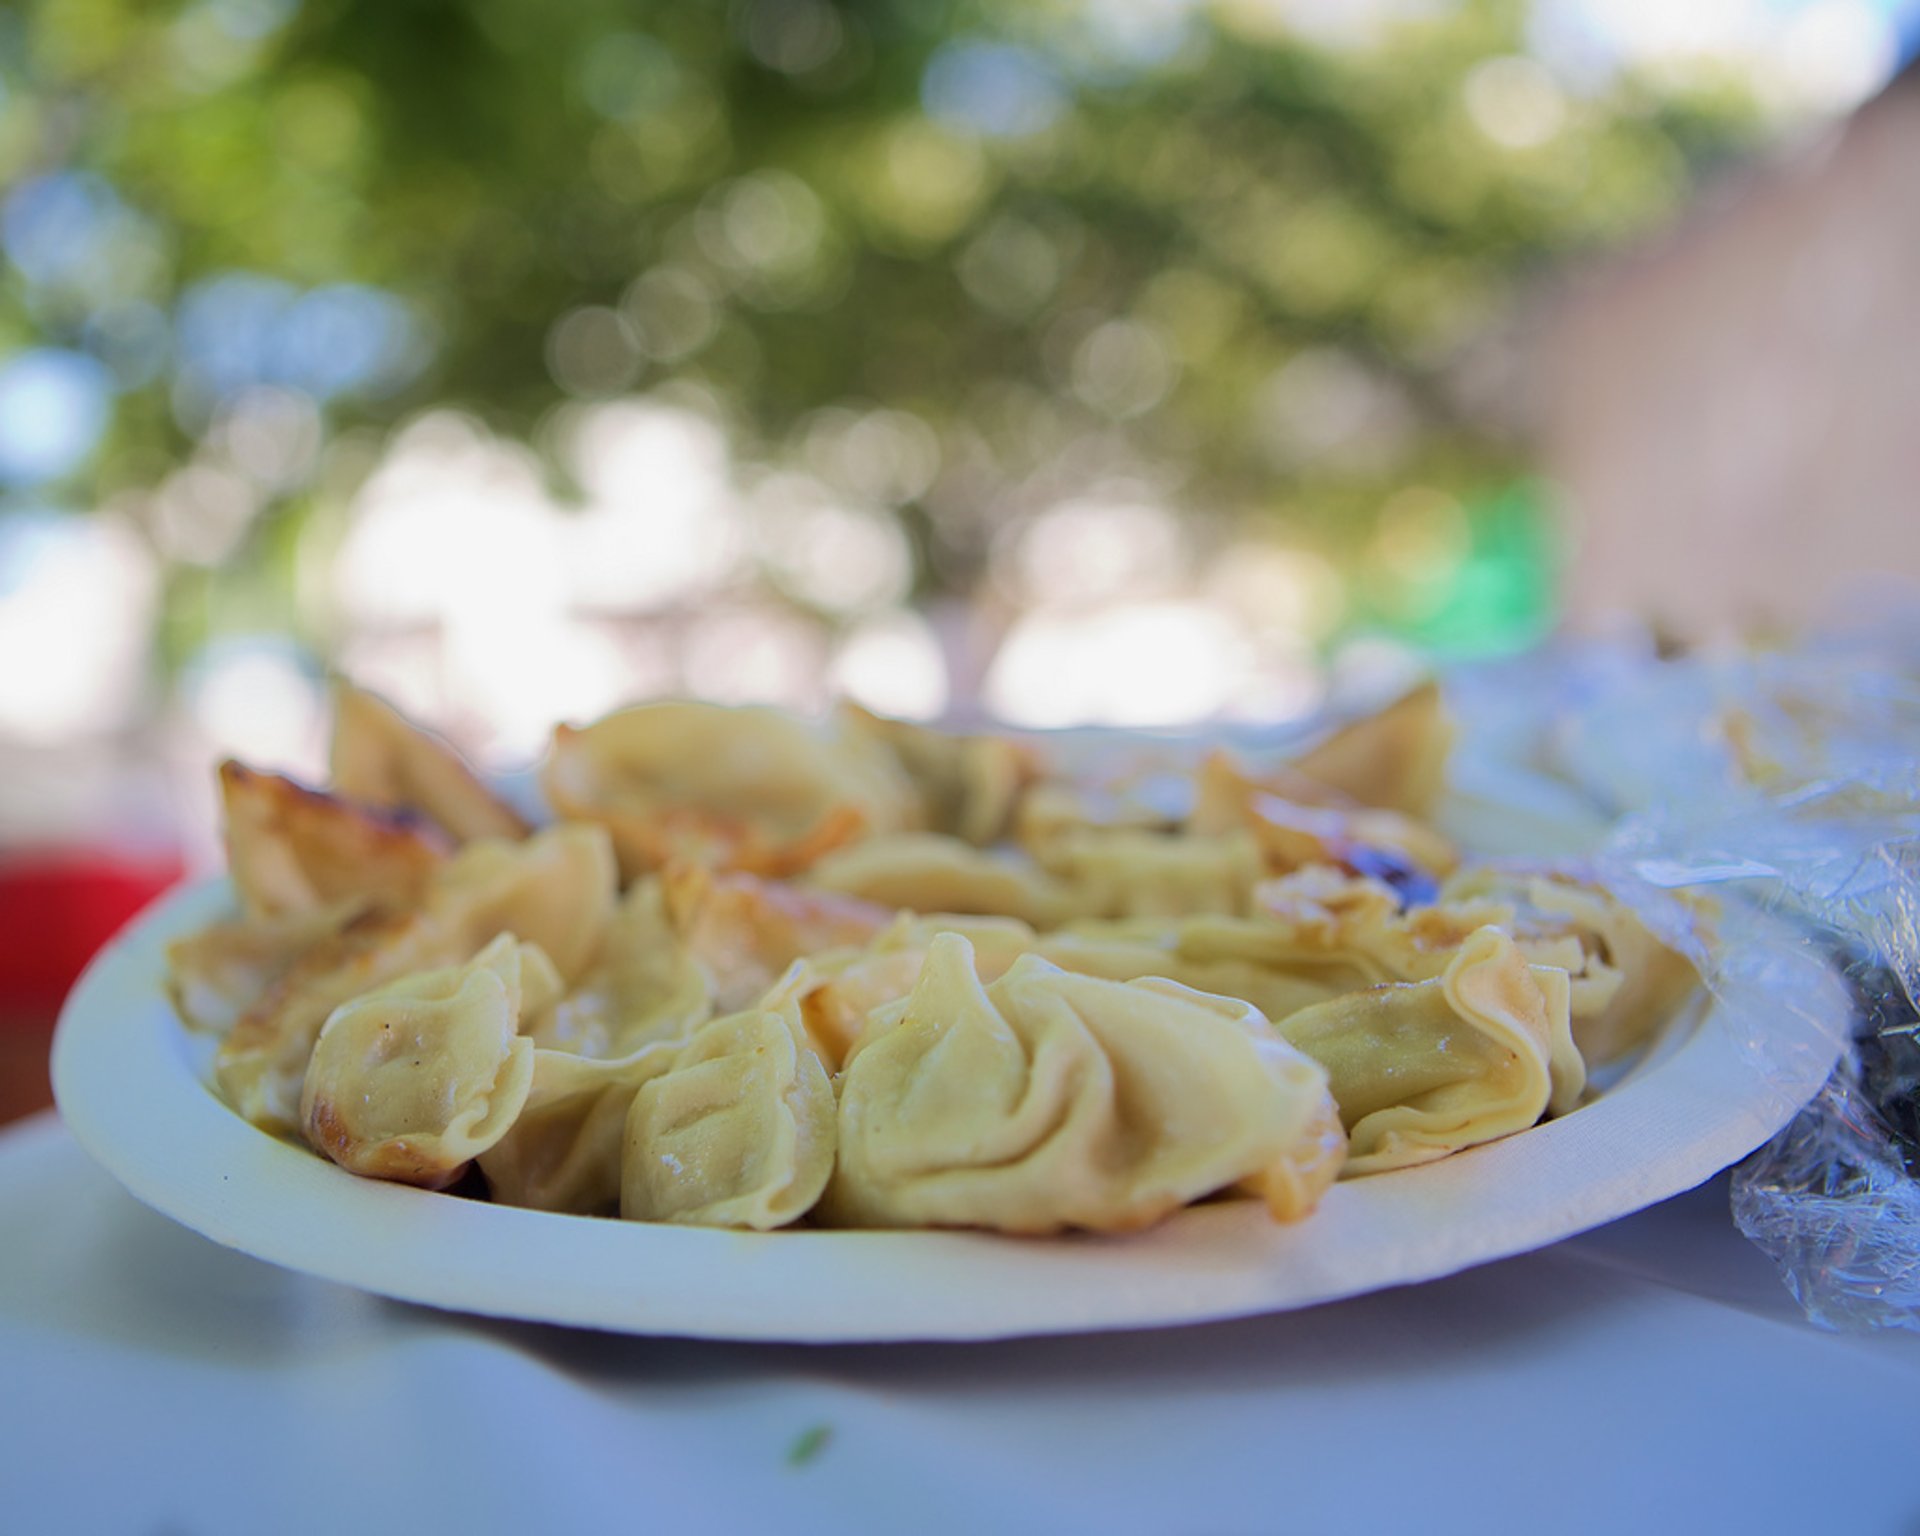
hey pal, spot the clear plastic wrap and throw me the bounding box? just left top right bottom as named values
left=1472, top=642, right=1920, bottom=1331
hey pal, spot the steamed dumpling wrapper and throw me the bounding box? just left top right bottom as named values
left=219, top=760, right=448, bottom=919
left=531, top=877, right=712, bottom=1060
left=216, top=824, right=618, bottom=1133
left=823, top=933, right=1346, bottom=1234
left=1032, top=925, right=1342, bottom=1027
left=1026, top=871, right=1449, bottom=1020
left=1438, top=865, right=1703, bottom=1065
left=775, top=904, right=1362, bottom=1073
left=1179, top=867, right=1538, bottom=990
left=805, top=834, right=1080, bottom=929
left=532, top=865, right=884, bottom=1062
left=621, top=998, right=836, bottom=1229
left=766, top=912, right=1043, bottom=1069
left=299, top=934, right=562, bottom=1189
left=1278, top=927, right=1583, bottom=1176
left=1056, top=868, right=1599, bottom=1023
left=541, top=701, right=917, bottom=879
left=479, top=1044, right=680, bottom=1216
left=329, top=677, right=531, bottom=844
left=837, top=703, right=1043, bottom=845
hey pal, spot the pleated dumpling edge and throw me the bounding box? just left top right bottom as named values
left=822, top=932, right=1346, bottom=1234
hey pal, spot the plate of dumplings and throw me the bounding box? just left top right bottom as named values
left=51, top=680, right=1848, bottom=1341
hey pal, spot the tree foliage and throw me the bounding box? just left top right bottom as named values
left=0, top=0, right=1766, bottom=657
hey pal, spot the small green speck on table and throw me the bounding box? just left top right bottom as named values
left=787, top=1423, right=833, bottom=1468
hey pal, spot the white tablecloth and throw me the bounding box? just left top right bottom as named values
left=5, top=1110, right=1918, bottom=1536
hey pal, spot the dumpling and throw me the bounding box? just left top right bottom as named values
left=1189, top=750, right=1457, bottom=893
left=478, top=1044, right=679, bottom=1216
left=770, top=912, right=1043, bottom=1069
left=220, top=760, right=447, bottom=919
left=1284, top=678, right=1453, bottom=816
left=166, top=900, right=363, bottom=1038
left=620, top=1000, right=836, bottom=1229
left=427, top=824, right=619, bottom=984
left=822, top=933, right=1346, bottom=1233
left=805, top=834, right=1080, bottom=929
left=531, top=877, right=712, bottom=1060
left=541, top=700, right=916, bottom=879
left=836, top=702, right=1043, bottom=845
left=664, top=864, right=893, bottom=1012
left=1275, top=927, right=1583, bottom=1175
left=299, top=934, right=560, bottom=1189
left=1243, top=866, right=1501, bottom=979
left=329, top=678, right=531, bottom=844
left=217, top=824, right=618, bottom=1133
left=1035, top=828, right=1266, bottom=921
left=1438, top=865, right=1702, bottom=1065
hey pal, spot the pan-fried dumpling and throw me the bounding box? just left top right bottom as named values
left=220, top=760, right=447, bottom=919
left=478, top=1044, right=679, bottom=1215
left=805, top=834, right=1079, bottom=929
left=330, top=678, right=531, bottom=844
left=217, top=824, right=618, bottom=1133
left=1439, top=865, right=1701, bottom=1065
left=165, top=899, right=363, bottom=1038
left=665, top=864, right=893, bottom=1012
left=1276, top=927, right=1582, bottom=1175
left=1285, top=679, right=1453, bottom=816
left=299, top=934, right=560, bottom=1189
left=1189, top=751, right=1457, bottom=892
left=1036, top=829, right=1266, bottom=921
left=542, top=701, right=915, bottom=879
left=822, top=934, right=1346, bottom=1233
left=620, top=999, right=835, bottom=1229
left=837, top=703, right=1043, bottom=845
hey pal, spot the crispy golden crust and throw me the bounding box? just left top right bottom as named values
left=330, top=679, right=531, bottom=844
left=215, top=904, right=456, bottom=1133
left=164, top=900, right=364, bottom=1038
left=220, top=760, right=449, bottom=920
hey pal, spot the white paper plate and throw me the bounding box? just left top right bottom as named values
left=51, top=878, right=1850, bottom=1343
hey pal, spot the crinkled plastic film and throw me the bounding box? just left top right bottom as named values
left=1523, top=648, right=1920, bottom=1332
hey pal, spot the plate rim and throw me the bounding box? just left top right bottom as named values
left=51, top=877, right=1850, bottom=1343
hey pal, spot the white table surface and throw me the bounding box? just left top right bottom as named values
left=6, top=1110, right=1919, bottom=1536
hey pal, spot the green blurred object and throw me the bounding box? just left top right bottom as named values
left=0, top=0, right=1769, bottom=672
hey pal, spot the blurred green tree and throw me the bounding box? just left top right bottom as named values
left=0, top=0, right=1766, bottom=670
